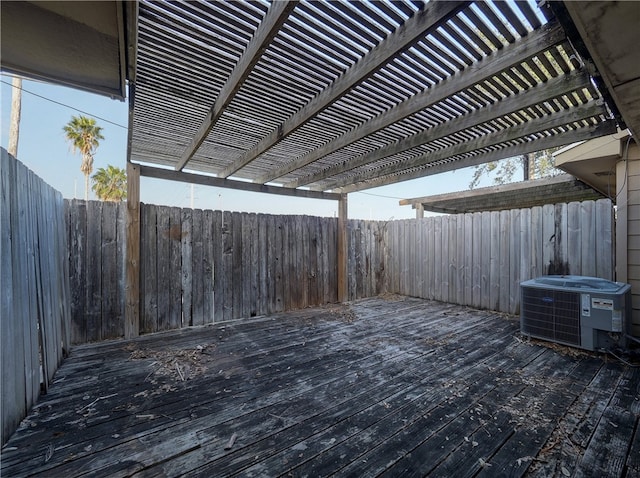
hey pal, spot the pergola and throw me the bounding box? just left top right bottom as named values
left=128, top=0, right=617, bottom=193
left=4, top=0, right=636, bottom=337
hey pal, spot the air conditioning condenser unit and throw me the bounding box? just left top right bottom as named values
left=520, top=275, right=631, bottom=352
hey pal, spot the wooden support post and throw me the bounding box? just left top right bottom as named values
left=337, top=194, right=348, bottom=303
left=416, top=204, right=425, bottom=219
left=125, top=162, right=140, bottom=338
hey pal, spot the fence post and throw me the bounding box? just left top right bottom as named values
left=125, top=162, right=140, bottom=338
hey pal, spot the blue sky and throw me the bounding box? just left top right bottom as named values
left=1, top=74, right=494, bottom=220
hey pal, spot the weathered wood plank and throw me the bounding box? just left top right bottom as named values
left=499, top=209, right=510, bottom=312
left=489, top=210, right=500, bottom=311
left=168, top=207, right=183, bottom=329
left=456, top=215, right=465, bottom=305
left=115, top=199, right=126, bottom=338
left=201, top=210, right=214, bottom=324
left=86, top=201, right=103, bottom=341
left=580, top=200, right=596, bottom=277
left=155, top=206, right=171, bottom=331
left=337, top=195, right=348, bottom=303
left=232, top=212, right=243, bottom=319
left=308, top=216, right=319, bottom=306
left=530, top=206, right=543, bottom=278
left=257, top=214, right=268, bottom=316
left=274, top=215, right=284, bottom=312
left=125, top=162, right=140, bottom=338
left=480, top=211, right=491, bottom=309
left=433, top=217, right=443, bottom=301
left=211, top=210, right=224, bottom=323
left=464, top=213, right=473, bottom=306
left=141, top=204, right=158, bottom=334
left=101, top=202, right=119, bottom=339
left=595, top=199, right=613, bottom=279
left=68, top=199, right=87, bottom=343
left=472, top=212, right=482, bottom=308
left=509, top=208, right=521, bottom=314
left=567, top=201, right=581, bottom=276
left=7, top=154, right=27, bottom=443
left=191, top=208, right=204, bottom=326
left=180, top=208, right=193, bottom=326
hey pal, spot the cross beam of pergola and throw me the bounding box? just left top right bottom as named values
left=123, top=0, right=621, bottom=337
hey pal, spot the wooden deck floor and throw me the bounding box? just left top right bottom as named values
left=2, top=296, right=639, bottom=477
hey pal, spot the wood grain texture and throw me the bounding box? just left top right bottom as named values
left=2, top=297, right=636, bottom=476
left=2, top=151, right=70, bottom=445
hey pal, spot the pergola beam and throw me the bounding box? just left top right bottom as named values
left=324, top=100, right=606, bottom=191
left=139, top=165, right=342, bottom=201
left=274, top=21, right=566, bottom=187
left=336, top=120, right=617, bottom=193
left=174, top=1, right=297, bottom=172
left=219, top=0, right=469, bottom=180
left=292, top=68, right=589, bottom=189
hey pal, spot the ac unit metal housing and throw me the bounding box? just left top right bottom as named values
left=520, top=275, right=631, bottom=352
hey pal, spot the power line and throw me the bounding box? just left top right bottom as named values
left=355, top=191, right=405, bottom=200
left=1, top=79, right=128, bottom=129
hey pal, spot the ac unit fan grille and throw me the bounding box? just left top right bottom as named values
left=521, top=287, right=581, bottom=346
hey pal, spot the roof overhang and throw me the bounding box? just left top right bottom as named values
left=400, top=174, right=604, bottom=214
left=551, top=1, right=640, bottom=141
left=554, top=130, right=635, bottom=197
left=0, top=1, right=132, bottom=100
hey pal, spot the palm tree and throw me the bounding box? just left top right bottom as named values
left=91, top=165, right=127, bottom=202
left=63, top=115, right=104, bottom=200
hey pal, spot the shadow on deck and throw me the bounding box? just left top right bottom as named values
left=2, top=296, right=639, bottom=477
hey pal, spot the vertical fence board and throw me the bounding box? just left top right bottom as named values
left=509, top=209, right=521, bottom=315
left=156, top=206, right=171, bottom=331
left=69, top=200, right=87, bottom=342
left=181, top=208, right=193, bottom=326
left=202, top=210, right=215, bottom=324
left=141, top=204, right=158, bottom=333
left=101, top=202, right=119, bottom=339
left=221, top=211, right=233, bottom=321
left=596, top=199, right=614, bottom=279
left=581, top=201, right=596, bottom=277
left=567, top=202, right=581, bottom=276
left=86, top=201, right=103, bottom=341
left=499, top=210, right=510, bottom=312
left=191, top=209, right=204, bottom=326
left=530, top=206, right=543, bottom=278
left=169, top=207, right=182, bottom=329
left=212, top=210, right=224, bottom=323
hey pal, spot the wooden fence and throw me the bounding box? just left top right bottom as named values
left=386, top=200, right=614, bottom=314
left=66, top=200, right=126, bottom=343
left=65, top=198, right=614, bottom=343
left=1, top=150, right=71, bottom=445
left=66, top=203, right=385, bottom=341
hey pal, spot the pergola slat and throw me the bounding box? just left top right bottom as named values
left=337, top=120, right=617, bottom=193
left=289, top=70, right=592, bottom=189
left=174, top=1, right=296, bottom=171
left=324, top=100, right=606, bottom=191
left=262, top=21, right=566, bottom=185
left=217, top=0, right=469, bottom=179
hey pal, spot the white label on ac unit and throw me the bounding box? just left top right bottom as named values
left=612, top=310, right=622, bottom=332
left=592, top=297, right=614, bottom=310
left=581, top=294, right=591, bottom=317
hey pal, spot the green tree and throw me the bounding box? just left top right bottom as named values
left=91, top=165, right=127, bottom=202
left=469, top=148, right=563, bottom=189
left=63, top=115, right=104, bottom=200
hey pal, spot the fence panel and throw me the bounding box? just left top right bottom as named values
left=385, top=199, right=615, bottom=314
left=1, top=150, right=71, bottom=445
